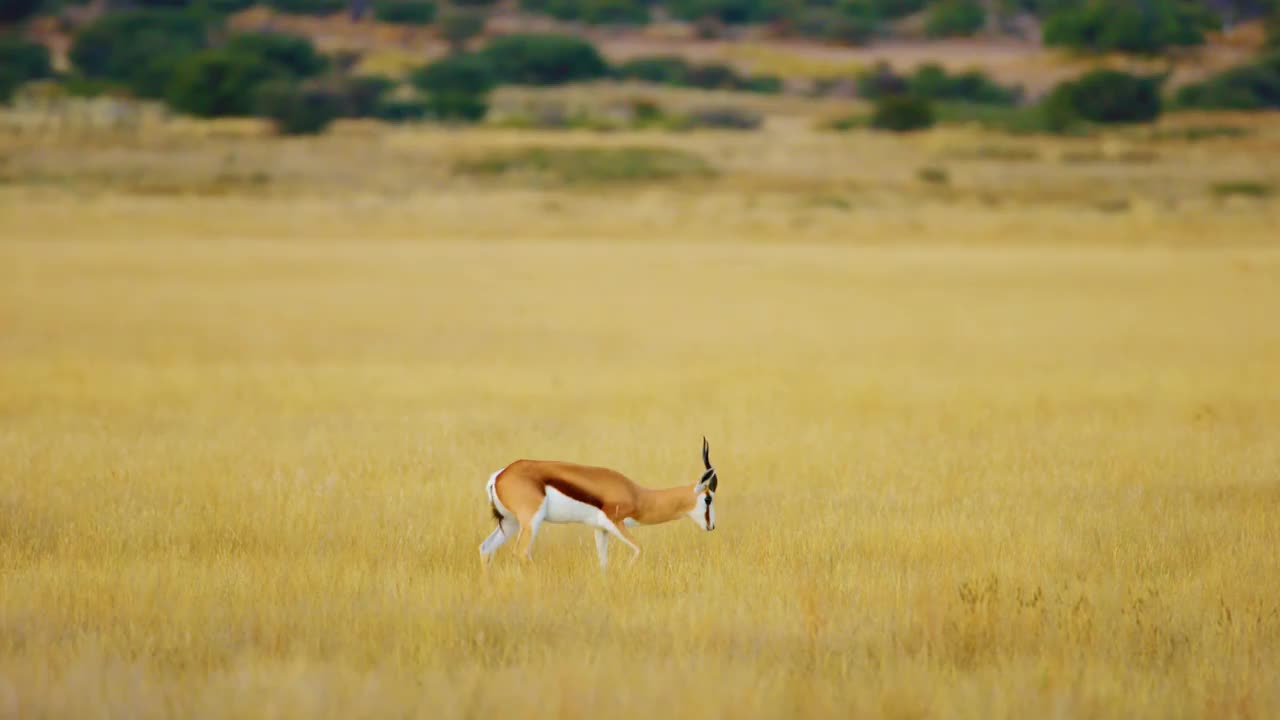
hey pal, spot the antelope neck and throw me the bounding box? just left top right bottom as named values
left=632, top=483, right=698, bottom=525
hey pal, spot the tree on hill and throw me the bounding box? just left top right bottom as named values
left=0, top=35, right=51, bottom=102
left=69, top=10, right=210, bottom=98
left=412, top=51, right=495, bottom=121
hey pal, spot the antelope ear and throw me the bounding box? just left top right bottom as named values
left=696, top=467, right=715, bottom=494
left=702, top=436, right=711, bottom=470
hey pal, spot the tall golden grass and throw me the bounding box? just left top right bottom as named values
left=2, top=119, right=1279, bottom=718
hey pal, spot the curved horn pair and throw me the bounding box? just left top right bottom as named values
left=702, top=436, right=711, bottom=470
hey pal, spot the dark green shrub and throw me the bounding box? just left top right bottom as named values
left=0, top=0, right=42, bottom=24
left=253, top=79, right=343, bottom=134
left=907, top=63, right=1021, bottom=105
left=526, top=0, right=649, bottom=23
left=374, top=0, right=436, bottom=24
left=798, top=1, right=880, bottom=45
left=925, top=0, right=985, bottom=37
left=374, top=96, right=429, bottom=122
left=267, top=0, right=344, bottom=14
left=0, top=35, right=51, bottom=103
left=665, top=0, right=791, bottom=24
left=741, top=73, right=783, bottom=94
left=579, top=0, right=650, bottom=23
left=518, top=0, right=566, bottom=19
left=869, top=0, right=925, bottom=18
left=479, top=34, right=607, bottom=86
left=438, top=9, right=485, bottom=53
left=412, top=51, right=494, bottom=121
left=1057, top=69, right=1164, bottom=124
left=450, top=0, right=497, bottom=6
left=349, top=75, right=396, bottom=116
left=167, top=48, right=286, bottom=116
left=1174, top=51, right=1280, bottom=110
left=856, top=61, right=908, bottom=99
left=1042, top=0, right=1215, bottom=55
left=225, top=32, right=327, bottom=78
left=1039, top=81, right=1085, bottom=133
left=69, top=10, right=209, bottom=98
left=870, top=94, right=935, bottom=131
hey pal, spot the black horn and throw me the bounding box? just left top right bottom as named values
left=702, top=436, right=711, bottom=469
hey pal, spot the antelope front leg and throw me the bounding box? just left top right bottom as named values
left=603, top=520, right=642, bottom=565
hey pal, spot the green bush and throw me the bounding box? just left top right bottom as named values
left=267, top=0, right=344, bottom=14
left=253, top=79, right=344, bottom=134
left=1174, top=51, right=1280, bottom=110
left=665, top=0, right=791, bottom=24
left=438, top=9, right=485, bottom=52
left=167, top=48, right=286, bottom=116
left=741, top=73, right=783, bottom=94
left=0, top=35, right=51, bottom=103
left=925, top=0, right=985, bottom=37
left=225, top=32, right=327, bottom=78
left=579, top=0, right=650, bottom=23
left=798, top=1, right=881, bottom=45
left=1055, top=69, right=1164, bottom=124
left=1039, top=81, right=1086, bottom=134
left=374, top=0, right=436, bottom=24
left=412, top=51, right=494, bottom=121
left=479, top=34, right=608, bottom=86
left=0, top=0, right=42, bottom=23
left=1042, top=0, right=1215, bottom=55
left=69, top=10, right=209, bottom=98
left=855, top=61, right=909, bottom=98
left=870, top=0, right=925, bottom=19
left=325, top=74, right=396, bottom=116
left=374, top=96, right=429, bottom=122
left=522, top=0, right=649, bottom=23
left=907, top=63, right=1021, bottom=105
left=870, top=94, right=935, bottom=131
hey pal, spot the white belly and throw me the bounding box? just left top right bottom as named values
left=543, top=487, right=609, bottom=526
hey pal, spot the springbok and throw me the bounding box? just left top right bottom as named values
left=479, top=438, right=719, bottom=568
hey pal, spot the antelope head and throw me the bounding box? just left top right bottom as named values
left=689, top=436, right=718, bottom=531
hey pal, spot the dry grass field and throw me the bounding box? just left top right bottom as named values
left=2, top=112, right=1280, bottom=719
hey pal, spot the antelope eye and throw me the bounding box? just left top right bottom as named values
left=704, top=495, right=712, bottom=506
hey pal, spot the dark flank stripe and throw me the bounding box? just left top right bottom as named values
left=545, top=478, right=605, bottom=510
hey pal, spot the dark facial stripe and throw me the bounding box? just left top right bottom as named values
left=546, top=478, right=605, bottom=510
left=704, top=497, right=712, bottom=527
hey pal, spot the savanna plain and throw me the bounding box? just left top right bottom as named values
left=2, top=112, right=1280, bottom=719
